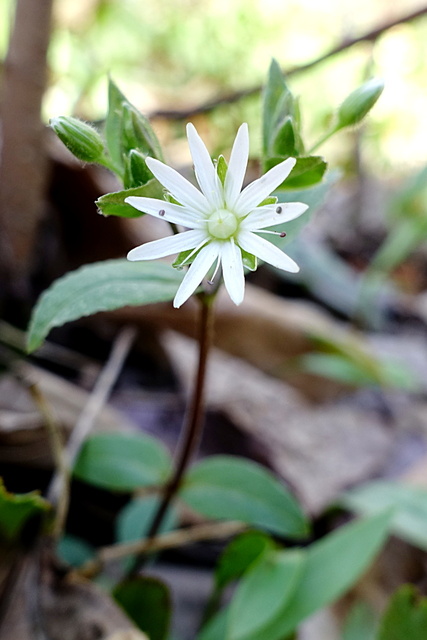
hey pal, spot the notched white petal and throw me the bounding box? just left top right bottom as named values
left=127, top=229, right=206, bottom=261
left=224, top=123, right=249, bottom=208
left=238, top=230, right=299, bottom=273
left=145, top=157, right=208, bottom=213
left=241, top=202, right=308, bottom=230
left=235, top=157, right=296, bottom=215
left=220, top=239, right=245, bottom=305
left=173, top=242, right=220, bottom=308
left=125, top=196, right=203, bottom=227
left=186, top=123, right=222, bottom=209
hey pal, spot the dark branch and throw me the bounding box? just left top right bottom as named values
left=150, top=5, right=427, bottom=120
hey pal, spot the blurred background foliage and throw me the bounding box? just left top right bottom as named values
left=2, top=0, right=427, bottom=173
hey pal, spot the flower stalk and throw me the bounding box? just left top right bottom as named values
left=129, top=292, right=215, bottom=575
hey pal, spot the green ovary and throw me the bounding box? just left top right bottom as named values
left=207, top=209, right=238, bottom=240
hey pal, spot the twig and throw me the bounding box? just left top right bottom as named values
left=150, top=5, right=427, bottom=120
left=47, top=325, right=137, bottom=517
left=79, top=520, right=246, bottom=578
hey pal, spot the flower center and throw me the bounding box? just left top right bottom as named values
left=207, top=209, right=238, bottom=240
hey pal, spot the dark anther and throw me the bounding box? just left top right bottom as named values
left=276, top=206, right=282, bottom=213
left=159, top=209, right=165, bottom=216
left=280, top=232, right=287, bottom=237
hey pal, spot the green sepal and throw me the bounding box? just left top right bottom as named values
left=121, top=102, right=163, bottom=159
left=272, top=116, right=300, bottom=158
left=336, top=78, right=384, bottom=130
left=259, top=197, right=277, bottom=206
left=50, top=116, right=106, bottom=163
left=96, top=180, right=164, bottom=218
left=123, top=149, right=153, bottom=189
left=241, top=250, right=257, bottom=271
left=173, top=248, right=199, bottom=269
left=216, top=155, right=228, bottom=186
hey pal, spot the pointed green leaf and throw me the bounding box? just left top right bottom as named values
left=123, top=150, right=153, bottom=189
left=105, top=79, right=128, bottom=171
left=247, top=511, right=391, bottom=640
left=116, top=496, right=177, bottom=544
left=114, top=576, right=171, bottom=640
left=377, top=585, right=427, bottom=640
left=215, top=530, right=275, bottom=590
left=0, top=480, right=50, bottom=541
left=228, top=549, right=304, bottom=640
left=73, top=432, right=172, bottom=491
left=272, top=117, right=298, bottom=157
left=27, top=259, right=184, bottom=352
left=342, top=480, right=427, bottom=552
left=180, top=455, right=309, bottom=539
left=96, top=180, right=164, bottom=217
left=266, top=156, right=327, bottom=190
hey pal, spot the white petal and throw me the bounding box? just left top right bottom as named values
left=234, top=157, right=296, bottom=215
left=125, top=197, right=203, bottom=228
left=224, top=123, right=249, bottom=208
left=241, top=202, right=308, bottom=230
left=146, top=157, right=209, bottom=214
left=173, top=242, right=220, bottom=308
left=127, top=229, right=206, bottom=261
left=220, top=239, right=245, bottom=305
left=186, top=123, right=223, bottom=209
left=238, top=230, right=299, bottom=273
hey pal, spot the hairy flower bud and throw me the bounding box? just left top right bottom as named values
left=337, top=78, right=384, bottom=129
left=50, top=116, right=105, bottom=163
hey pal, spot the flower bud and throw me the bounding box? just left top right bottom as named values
left=336, top=78, right=384, bottom=129
left=50, top=116, right=105, bottom=162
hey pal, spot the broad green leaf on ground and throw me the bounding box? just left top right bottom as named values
left=341, top=601, right=377, bottom=640
left=96, top=180, right=164, bottom=217
left=73, top=432, right=171, bottom=491
left=114, top=576, right=171, bottom=640
left=227, top=549, right=304, bottom=640
left=116, top=496, right=177, bottom=544
left=252, top=511, right=391, bottom=640
left=215, top=530, right=275, bottom=590
left=265, top=156, right=327, bottom=190
left=27, top=259, right=184, bottom=352
left=377, top=585, right=427, bottom=640
left=180, top=455, right=309, bottom=539
left=0, top=480, right=50, bottom=541
left=341, top=480, right=427, bottom=551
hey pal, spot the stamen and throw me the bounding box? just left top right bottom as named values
left=276, top=206, right=282, bottom=214
left=181, top=238, right=210, bottom=265
left=257, top=230, right=287, bottom=237
left=207, top=257, right=221, bottom=285
left=159, top=209, right=165, bottom=217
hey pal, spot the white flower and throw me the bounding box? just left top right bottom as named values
left=126, top=123, right=308, bottom=308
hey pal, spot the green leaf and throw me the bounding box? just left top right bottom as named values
left=253, top=511, right=391, bottom=640
left=227, top=549, right=304, bottom=640
left=341, top=480, right=427, bottom=552
left=123, top=149, right=153, bottom=189
left=266, top=156, right=327, bottom=190
left=216, top=155, right=228, bottom=185
left=215, top=530, right=275, bottom=590
left=116, top=496, right=177, bottom=544
left=0, top=480, right=50, bottom=541
left=114, top=576, right=171, bottom=640
left=121, top=102, right=163, bottom=160
left=377, top=585, right=427, bottom=640
left=241, top=250, right=257, bottom=271
left=96, top=180, right=164, bottom=217
left=27, top=259, right=184, bottom=352
left=105, top=79, right=128, bottom=172
left=263, top=60, right=300, bottom=157
left=272, top=117, right=299, bottom=157
left=342, top=602, right=377, bottom=640
left=180, top=455, right=309, bottom=539
left=73, top=432, right=172, bottom=491
left=198, top=609, right=229, bottom=640
left=57, top=534, right=95, bottom=568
